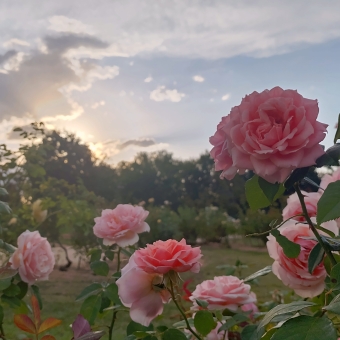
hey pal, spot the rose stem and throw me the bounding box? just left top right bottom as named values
left=169, top=280, right=203, bottom=340
left=117, top=247, right=121, bottom=272
left=294, top=184, right=337, bottom=266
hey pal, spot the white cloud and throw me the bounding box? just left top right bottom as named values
left=221, top=93, right=231, bottom=101
left=119, top=90, right=127, bottom=97
left=2, top=2, right=340, bottom=60
left=150, top=86, right=185, bottom=103
left=48, top=16, right=94, bottom=35
left=193, top=75, right=204, bottom=82
left=129, top=61, right=134, bottom=66
left=91, top=101, right=105, bottom=109
left=144, top=76, right=153, bottom=83
left=3, top=39, right=30, bottom=48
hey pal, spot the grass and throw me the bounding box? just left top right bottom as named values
left=2, top=245, right=285, bottom=340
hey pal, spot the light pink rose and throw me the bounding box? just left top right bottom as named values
left=93, top=204, right=150, bottom=247
left=116, top=255, right=171, bottom=326
left=210, top=87, right=327, bottom=183
left=320, top=168, right=340, bottom=191
left=10, top=230, right=55, bottom=285
left=267, top=221, right=326, bottom=298
left=241, top=292, right=259, bottom=319
left=134, top=239, right=202, bottom=274
left=282, top=191, right=339, bottom=233
left=190, top=276, right=256, bottom=311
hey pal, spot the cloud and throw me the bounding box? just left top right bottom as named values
left=3, top=39, right=30, bottom=49
left=91, top=101, right=105, bottom=109
left=221, top=93, right=231, bottom=101
left=0, top=33, right=118, bottom=123
left=0, top=50, right=18, bottom=65
left=150, top=86, right=185, bottom=102
left=193, top=75, right=204, bottom=82
left=117, top=138, right=157, bottom=150
left=48, top=16, right=94, bottom=35
left=1, top=2, right=340, bottom=60
left=119, top=90, right=126, bottom=97
left=144, top=76, right=153, bottom=83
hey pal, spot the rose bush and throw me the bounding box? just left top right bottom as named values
left=210, top=86, right=327, bottom=183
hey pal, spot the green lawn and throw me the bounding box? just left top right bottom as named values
left=2, top=245, right=285, bottom=340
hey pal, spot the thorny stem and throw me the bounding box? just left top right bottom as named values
left=294, top=184, right=337, bottom=266
left=168, top=279, right=203, bottom=340
left=117, top=248, right=121, bottom=272
left=108, top=311, right=118, bottom=340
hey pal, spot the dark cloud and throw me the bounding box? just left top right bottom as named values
left=117, top=138, right=156, bottom=150
left=0, top=50, right=17, bottom=65
left=0, top=33, right=111, bottom=122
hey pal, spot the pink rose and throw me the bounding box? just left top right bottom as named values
left=282, top=191, right=339, bottom=233
left=210, top=87, right=327, bottom=183
left=93, top=204, right=150, bottom=247
left=267, top=221, right=326, bottom=298
left=241, top=292, right=259, bottom=319
left=190, top=276, right=256, bottom=311
left=116, top=255, right=171, bottom=326
left=10, top=230, right=55, bottom=285
left=134, top=239, right=202, bottom=274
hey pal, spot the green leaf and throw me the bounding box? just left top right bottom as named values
left=334, top=114, right=340, bottom=144
left=104, top=283, right=121, bottom=305
left=271, top=229, right=300, bottom=258
left=330, top=263, right=340, bottom=290
left=76, top=283, right=103, bottom=301
left=245, top=176, right=271, bottom=210
left=256, top=301, right=316, bottom=339
left=31, top=285, right=43, bottom=310
left=195, top=299, right=209, bottom=308
left=16, top=281, right=28, bottom=300
left=241, top=325, right=257, bottom=340
left=13, top=127, right=23, bottom=132
left=271, top=315, right=337, bottom=340
left=244, top=266, right=272, bottom=283
left=218, top=313, right=249, bottom=332
left=320, top=236, right=340, bottom=251
left=80, top=295, right=102, bottom=325
left=90, top=249, right=102, bottom=262
left=323, top=293, right=340, bottom=314
left=0, top=305, right=3, bottom=324
left=317, top=181, right=340, bottom=224
left=0, top=188, right=8, bottom=197
left=127, top=321, right=153, bottom=336
left=258, top=177, right=284, bottom=203
left=99, top=295, right=111, bottom=313
left=284, top=167, right=310, bottom=189
left=90, top=261, right=109, bottom=277
left=308, top=243, right=325, bottom=274
left=0, top=240, right=16, bottom=253
left=193, top=310, right=216, bottom=336
left=162, top=329, right=187, bottom=340
left=0, top=278, right=11, bottom=291
left=1, top=294, right=21, bottom=308
left=2, top=283, right=21, bottom=297
left=0, top=201, right=11, bottom=214
left=105, top=250, right=115, bottom=261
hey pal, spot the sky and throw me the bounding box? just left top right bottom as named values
left=1, top=0, right=340, bottom=165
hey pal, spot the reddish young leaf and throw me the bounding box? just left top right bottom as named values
left=72, top=314, right=91, bottom=338
left=31, top=295, right=41, bottom=328
left=38, top=317, right=62, bottom=334
left=13, top=314, right=36, bottom=334
left=40, top=336, right=56, bottom=340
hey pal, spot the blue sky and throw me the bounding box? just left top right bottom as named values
left=1, top=1, right=340, bottom=164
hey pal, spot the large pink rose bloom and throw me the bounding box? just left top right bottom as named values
left=116, top=255, right=171, bottom=326
left=267, top=221, right=326, bottom=298
left=134, top=239, right=202, bottom=274
left=10, top=230, right=55, bottom=285
left=93, top=204, right=150, bottom=247
left=210, top=87, right=327, bottom=183
left=190, top=276, right=256, bottom=311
